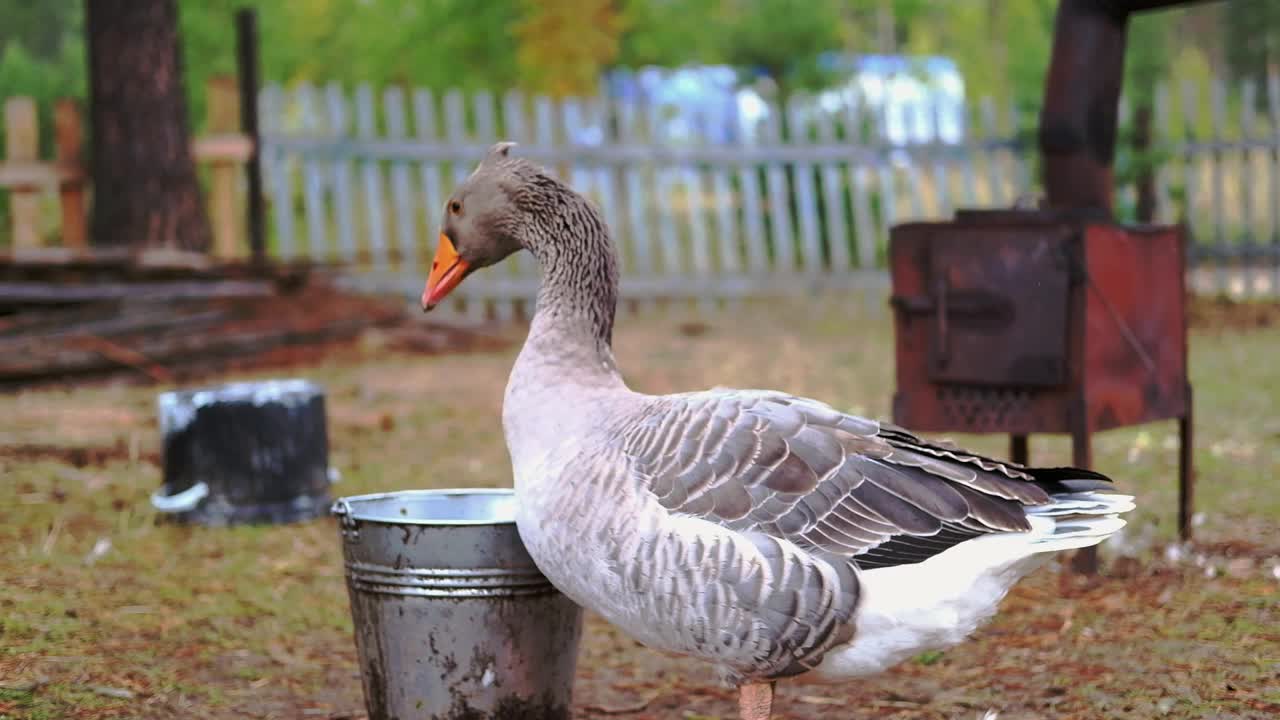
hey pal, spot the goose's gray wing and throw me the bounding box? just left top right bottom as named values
left=622, top=389, right=1071, bottom=559
left=616, top=389, right=1111, bottom=678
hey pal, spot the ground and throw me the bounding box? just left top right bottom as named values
left=1, top=293, right=1278, bottom=720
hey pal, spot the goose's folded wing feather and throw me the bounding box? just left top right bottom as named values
left=621, top=389, right=1088, bottom=568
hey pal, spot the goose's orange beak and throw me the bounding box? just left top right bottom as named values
left=422, top=233, right=470, bottom=311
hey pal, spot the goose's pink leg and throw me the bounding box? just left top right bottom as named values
left=738, top=681, right=775, bottom=720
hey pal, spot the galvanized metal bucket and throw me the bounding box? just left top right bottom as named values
left=331, top=488, right=583, bottom=720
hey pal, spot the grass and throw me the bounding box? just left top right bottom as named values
left=1, top=293, right=1278, bottom=719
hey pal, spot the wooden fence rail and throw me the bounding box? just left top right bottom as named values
left=251, top=72, right=1280, bottom=315
left=4, top=70, right=1280, bottom=314
left=0, top=77, right=253, bottom=256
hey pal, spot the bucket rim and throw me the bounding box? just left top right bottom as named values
left=331, top=487, right=517, bottom=526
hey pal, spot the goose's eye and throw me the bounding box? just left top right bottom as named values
left=449, top=200, right=462, bottom=215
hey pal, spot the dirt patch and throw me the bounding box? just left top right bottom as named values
left=1, top=278, right=511, bottom=391
left=1187, top=294, right=1280, bottom=331
left=0, top=441, right=161, bottom=468
left=1, top=295, right=1278, bottom=720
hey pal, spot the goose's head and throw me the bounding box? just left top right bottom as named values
left=422, top=141, right=531, bottom=311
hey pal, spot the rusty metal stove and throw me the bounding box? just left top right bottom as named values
left=888, top=0, right=1207, bottom=560
left=888, top=211, right=1191, bottom=524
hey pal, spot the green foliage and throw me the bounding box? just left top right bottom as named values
left=514, top=0, right=625, bottom=97
left=0, top=0, right=1247, bottom=145
left=719, top=0, right=842, bottom=99
left=1223, top=0, right=1280, bottom=85
left=615, top=0, right=723, bottom=69
left=177, top=0, right=524, bottom=126
left=905, top=0, right=1057, bottom=118
left=0, top=0, right=85, bottom=156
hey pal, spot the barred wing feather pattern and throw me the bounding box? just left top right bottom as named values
left=615, top=389, right=1112, bottom=677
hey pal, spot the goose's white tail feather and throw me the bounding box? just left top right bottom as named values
left=810, top=490, right=1133, bottom=681
left=1024, top=491, right=1133, bottom=552
left=1026, top=491, right=1136, bottom=516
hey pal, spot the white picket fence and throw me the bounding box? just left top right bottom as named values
left=256, top=72, right=1280, bottom=319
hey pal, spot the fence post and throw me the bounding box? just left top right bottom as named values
left=54, top=99, right=87, bottom=249
left=4, top=97, right=41, bottom=249
left=236, top=7, right=266, bottom=265
left=207, top=75, right=241, bottom=257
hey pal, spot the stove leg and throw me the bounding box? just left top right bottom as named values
left=1178, top=387, right=1195, bottom=542
left=1009, top=434, right=1029, bottom=465
left=1069, top=425, right=1098, bottom=575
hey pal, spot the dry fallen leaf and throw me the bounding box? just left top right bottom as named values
left=797, top=694, right=844, bottom=705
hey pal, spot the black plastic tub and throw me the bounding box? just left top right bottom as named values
left=152, top=379, right=336, bottom=526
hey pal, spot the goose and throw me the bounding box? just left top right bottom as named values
left=422, top=142, right=1135, bottom=720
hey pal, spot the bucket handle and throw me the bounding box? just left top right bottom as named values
left=331, top=497, right=358, bottom=538
left=150, top=481, right=210, bottom=514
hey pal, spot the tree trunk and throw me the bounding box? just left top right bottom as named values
left=86, top=0, right=212, bottom=251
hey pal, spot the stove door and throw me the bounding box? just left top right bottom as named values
left=921, top=225, right=1075, bottom=387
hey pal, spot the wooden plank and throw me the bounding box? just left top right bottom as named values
left=342, top=267, right=891, bottom=304
left=1180, top=80, right=1200, bottom=269
left=529, top=93, right=559, bottom=312
left=190, top=134, right=254, bottom=162
left=561, top=97, right=589, bottom=193
left=1153, top=82, right=1173, bottom=224
left=384, top=86, right=417, bottom=269
left=296, top=83, right=329, bottom=260
left=899, top=102, right=926, bottom=219
left=873, top=98, right=897, bottom=255
left=443, top=90, right=471, bottom=188
left=846, top=99, right=878, bottom=268
left=206, top=77, right=241, bottom=257
left=5, top=97, right=41, bottom=248
left=681, top=148, right=713, bottom=310
left=709, top=123, right=742, bottom=278
left=502, top=89, right=537, bottom=313
left=325, top=84, right=357, bottom=263
left=1240, top=80, right=1258, bottom=268
left=472, top=89, right=511, bottom=321
left=412, top=89, right=445, bottom=246
left=0, top=162, right=78, bottom=187
left=444, top=89, right=482, bottom=320
left=1116, top=94, right=1135, bottom=219
left=617, top=96, right=656, bottom=306
left=980, top=96, right=1007, bottom=205
left=957, top=95, right=980, bottom=207
left=0, top=279, right=273, bottom=304
left=0, top=307, right=228, bottom=351
left=647, top=100, right=683, bottom=284
left=588, top=97, right=625, bottom=308
left=412, top=88, right=463, bottom=319
left=786, top=96, right=823, bottom=273
left=928, top=94, right=952, bottom=220
left=588, top=98, right=621, bottom=238
left=1007, top=97, right=1031, bottom=200
left=736, top=113, right=769, bottom=273
left=53, top=99, right=87, bottom=250
left=1209, top=77, right=1227, bottom=291
left=473, top=90, right=497, bottom=143
left=762, top=103, right=794, bottom=273
left=1268, top=70, right=1280, bottom=294
left=708, top=166, right=739, bottom=275
left=260, top=85, right=295, bottom=259
left=814, top=109, right=850, bottom=271
left=258, top=136, right=900, bottom=165
left=533, top=94, right=556, bottom=162
left=355, top=84, right=388, bottom=270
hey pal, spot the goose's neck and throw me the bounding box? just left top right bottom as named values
left=520, top=189, right=623, bottom=386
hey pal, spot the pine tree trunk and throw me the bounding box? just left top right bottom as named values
left=86, top=0, right=212, bottom=251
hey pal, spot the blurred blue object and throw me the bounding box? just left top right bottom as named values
left=592, top=54, right=966, bottom=150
